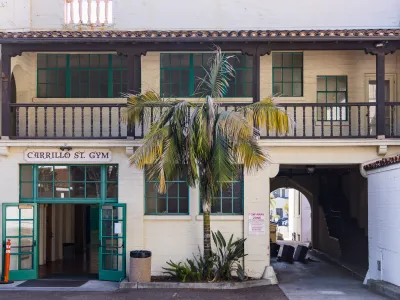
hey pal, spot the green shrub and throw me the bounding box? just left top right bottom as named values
left=163, top=231, right=247, bottom=282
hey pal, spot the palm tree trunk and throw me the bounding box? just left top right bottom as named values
left=203, top=206, right=212, bottom=260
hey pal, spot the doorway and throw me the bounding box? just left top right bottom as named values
left=39, top=204, right=99, bottom=279
left=364, top=74, right=396, bottom=135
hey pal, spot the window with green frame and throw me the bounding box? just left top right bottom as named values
left=160, top=53, right=253, bottom=98
left=317, top=76, right=348, bottom=121
left=272, top=52, right=303, bottom=97
left=37, top=54, right=140, bottom=98
left=145, top=167, right=189, bottom=214
left=200, top=167, right=244, bottom=215
left=20, top=165, right=118, bottom=202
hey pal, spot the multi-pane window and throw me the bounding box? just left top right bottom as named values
left=37, top=54, right=139, bottom=98
left=145, top=167, right=189, bottom=214
left=317, top=76, right=348, bottom=121
left=20, top=165, right=118, bottom=202
left=200, top=167, right=244, bottom=215
left=272, top=52, right=303, bottom=97
left=160, top=53, right=252, bottom=98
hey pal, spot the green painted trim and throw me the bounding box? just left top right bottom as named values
left=316, top=75, right=348, bottom=121
left=272, top=52, right=303, bottom=97
left=98, top=203, right=126, bottom=281
left=144, top=167, right=190, bottom=215
left=19, top=164, right=118, bottom=204
left=2, top=203, right=38, bottom=281
left=198, top=167, right=244, bottom=215
left=160, top=53, right=252, bottom=98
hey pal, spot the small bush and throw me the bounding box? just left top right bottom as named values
left=163, top=231, right=247, bottom=282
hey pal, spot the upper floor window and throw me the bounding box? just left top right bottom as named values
left=272, top=52, right=303, bottom=97
left=160, top=53, right=253, bottom=98
left=37, top=54, right=138, bottom=98
left=145, top=167, right=189, bottom=215
left=65, top=0, right=113, bottom=25
left=317, top=76, right=348, bottom=121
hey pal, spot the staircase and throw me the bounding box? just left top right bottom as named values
left=318, top=173, right=368, bottom=269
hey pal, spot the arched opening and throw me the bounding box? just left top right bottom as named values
left=270, top=188, right=312, bottom=245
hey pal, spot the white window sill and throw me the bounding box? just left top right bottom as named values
left=195, top=215, right=244, bottom=221
left=274, top=97, right=306, bottom=102
left=144, top=215, right=192, bottom=221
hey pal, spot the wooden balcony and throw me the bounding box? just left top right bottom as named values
left=7, top=102, right=400, bottom=140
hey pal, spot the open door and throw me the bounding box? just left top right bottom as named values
left=99, top=204, right=126, bottom=281
left=2, top=203, right=38, bottom=281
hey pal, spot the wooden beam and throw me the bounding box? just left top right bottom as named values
left=1, top=51, right=11, bottom=137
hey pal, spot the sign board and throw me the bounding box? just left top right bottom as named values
left=114, top=223, right=122, bottom=235
left=24, top=149, right=112, bottom=163
left=248, top=212, right=265, bottom=236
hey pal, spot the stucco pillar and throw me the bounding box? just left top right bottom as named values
left=243, top=163, right=279, bottom=283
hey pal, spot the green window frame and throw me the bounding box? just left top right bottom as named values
left=144, top=167, right=189, bottom=215
left=200, top=167, right=244, bottom=215
left=37, top=54, right=138, bottom=98
left=160, top=53, right=253, bottom=98
left=272, top=52, right=303, bottom=97
left=317, top=76, right=348, bottom=121
left=19, top=164, right=118, bottom=203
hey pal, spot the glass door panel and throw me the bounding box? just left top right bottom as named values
left=99, top=204, right=126, bottom=281
left=2, top=204, right=37, bottom=280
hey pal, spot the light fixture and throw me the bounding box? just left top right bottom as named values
left=374, top=41, right=387, bottom=48
left=60, top=145, right=72, bottom=151
left=306, top=165, right=315, bottom=174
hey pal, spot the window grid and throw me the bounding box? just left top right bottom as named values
left=160, top=53, right=252, bottom=98
left=37, top=54, right=129, bottom=98
left=200, top=168, right=244, bottom=215
left=19, top=164, right=118, bottom=203
left=316, top=76, right=348, bottom=121
left=272, top=52, right=303, bottom=97
left=145, top=168, right=189, bottom=215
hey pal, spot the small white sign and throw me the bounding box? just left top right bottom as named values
left=248, top=212, right=265, bottom=236
left=114, top=223, right=122, bottom=234
left=24, top=148, right=112, bottom=163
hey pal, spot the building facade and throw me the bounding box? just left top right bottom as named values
left=0, top=0, right=400, bottom=285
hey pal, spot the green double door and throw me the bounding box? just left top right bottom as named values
left=2, top=203, right=126, bottom=282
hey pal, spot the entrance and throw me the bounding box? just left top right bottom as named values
left=2, top=203, right=126, bottom=282
left=39, top=204, right=99, bottom=279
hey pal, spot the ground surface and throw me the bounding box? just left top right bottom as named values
left=273, top=255, right=386, bottom=300
left=0, top=286, right=287, bottom=300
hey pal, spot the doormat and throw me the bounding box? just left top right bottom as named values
left=17, top=279, right=88, bottom=288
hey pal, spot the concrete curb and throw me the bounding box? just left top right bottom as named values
left=367, top=279, right=400, bottom=300
left=120, top=278, right=272, bottom=290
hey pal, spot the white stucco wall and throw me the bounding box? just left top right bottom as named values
left=366, top=164, right=400, bottom=287
left=0, top=0, right=399, bottom=31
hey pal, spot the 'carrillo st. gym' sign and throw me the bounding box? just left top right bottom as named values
left=24, top=149, right=112, bottom=162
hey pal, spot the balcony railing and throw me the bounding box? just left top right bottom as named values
left=66, top=0, right=112, bottom=25
left=8, top=102, right=400, bottom=140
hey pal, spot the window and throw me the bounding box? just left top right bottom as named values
left=160, top=53, right=252, bottom=98
left=200, top=167, right=243, bottom=215
left=317, top=76, right=348, bottom=121
left=145, top=167, right=189, bottom=214
left=20, top=165, right=118, bottom=202
left=66, top=0, right=113, bottom=25
left=276, top=208, right=283, bottom=218
left=272, top=52, right=303, bottom=97
left=37, top=54, right=139, bottom=98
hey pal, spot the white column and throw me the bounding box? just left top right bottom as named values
left=243, top=163, right=279, bottom=283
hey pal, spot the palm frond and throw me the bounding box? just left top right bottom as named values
left=240, top=97, right=291, bottom=135
left=195, top=47, right=236, bottom=99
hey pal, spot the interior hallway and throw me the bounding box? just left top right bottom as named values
left=273, top=255, right=384, bottom=300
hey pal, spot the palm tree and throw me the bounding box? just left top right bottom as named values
left=126, top=47, right=290, bottom=261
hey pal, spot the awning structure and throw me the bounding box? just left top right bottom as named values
left=0, top=29, right=399, bottom=43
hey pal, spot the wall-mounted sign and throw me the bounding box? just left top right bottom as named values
left=248, top=212, right=265, bottom=236
left=24, top=148, right=112, bottom=163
